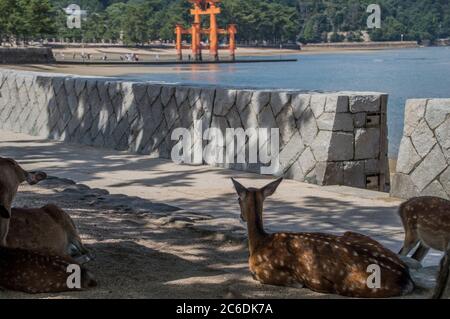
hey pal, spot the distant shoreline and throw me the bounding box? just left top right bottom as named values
left=301, top=40, right=419, bottom=50
left=0, top=42, right=436, bottom=77
left=49, top=40, right=423, bottom=60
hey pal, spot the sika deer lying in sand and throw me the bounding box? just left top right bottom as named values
left=0, top=157, right=96, bottom=293
left=398, top=196, right=450, bottom=299
left=232, top=178, right=414, bottom=298
left=8, top=205, right=93, bottom=264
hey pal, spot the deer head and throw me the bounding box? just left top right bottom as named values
left=232, top=177, right=283, bottom=222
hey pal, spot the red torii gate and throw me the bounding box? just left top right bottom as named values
left=175, top=0, right=237, bottom=61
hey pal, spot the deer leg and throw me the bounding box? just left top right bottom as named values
left=432, top=246, right=450, bottom=299
left=411, top=242, right=430, bottom=262
left=0, top=218, right=10, bottom=247
left=398, top=231, right=419, bottom=256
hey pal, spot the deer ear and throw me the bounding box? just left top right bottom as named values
left=0, top=205, right=11, bottom=219
left=262, top=178, right=283, bottom=199
left=231, top=178, right=247, bottom=199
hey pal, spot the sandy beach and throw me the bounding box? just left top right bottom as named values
left=2, top=43, right=422, bottom=77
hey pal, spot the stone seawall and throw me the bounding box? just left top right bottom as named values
left=0, top=48, right=55, bottom=64
left=0, top=69, right=389, bottom=190
left=391, top=99, right=450, bottom=199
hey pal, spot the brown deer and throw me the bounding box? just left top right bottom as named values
left=0, top=157, right=47, bottom=246
left=8, top=205, right=93, bottom=264
left=0, top=157, right=96, bottom=293
left=231, top=177, right=415, bottom=298
left=0, top=247, right=97, bottom=293
left=397, top=196, right=450, bottom=299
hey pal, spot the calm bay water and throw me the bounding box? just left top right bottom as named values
left=121, top=47, right=450, bottom=157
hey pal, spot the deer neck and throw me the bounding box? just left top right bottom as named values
left=246, top=201, right=268, bottom=255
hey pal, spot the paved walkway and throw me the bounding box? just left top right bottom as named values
left=0, top=129, right=442, bottom=266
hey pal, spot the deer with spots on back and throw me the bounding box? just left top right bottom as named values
left=8, top=204, right=93, bottom=264
left=0, top=157, right=96, bottom=293
left=397, top=196, right=450, bottom=299
left=231, top=177, right=415, bottom=298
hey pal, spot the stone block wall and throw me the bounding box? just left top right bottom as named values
left=391, top=99, right=450, bottom=199
left=0, top=69, right=389, bottom=190
left=0, top=48, right=55, bottom=64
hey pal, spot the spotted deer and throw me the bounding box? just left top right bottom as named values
left=232, top=178, right=414, bottom=298
left=8, top=205, right=93, bottom=264
left=0, top=157, right=96, bottom=293
left=397, top=196, right=450, bottom=299
left=0, top=247, right=97, bottom=293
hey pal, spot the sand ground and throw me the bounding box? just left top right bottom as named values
left=0, top=131, right=438, bottom=299
left=1, top=177, right=331, bottom=299
left=0, top=176, right=434, bottom=299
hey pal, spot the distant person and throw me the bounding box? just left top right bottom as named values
left=60, top=53, right=65, bottom=60
left=120, top=55, right=124, bottom=61
left=73, top=52, right=76, bottom=60
left=156, top=54, right=160, bottom=61
left=188, top=54, right=191, bottom=61
left=135, top=54, right=140, bottom=62
left=103, top=54, right=108, bottom=61
left=87, top=54, right=91, bottom=60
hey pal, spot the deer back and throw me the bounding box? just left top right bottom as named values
left=250, top=231, right=413, bottom=298
left=0, top=246, right=96, bottom=294
left=399, top=197, right=450, bottom=250
left=8, top=204, right=90, bottom=261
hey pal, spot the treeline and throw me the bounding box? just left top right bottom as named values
left=293, top=0, right=450, bottom=43
left=1, top=0, right=450, bottom=45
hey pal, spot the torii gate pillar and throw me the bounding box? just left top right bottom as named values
left=175, top=0, right=237, bottom=61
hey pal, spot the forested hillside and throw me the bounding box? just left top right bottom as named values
left=1, top=0, right=449, bottom=45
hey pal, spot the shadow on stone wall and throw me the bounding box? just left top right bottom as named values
left=320, top=94, right=390, bottom=191
left=0, top=70, right=388, bottom=191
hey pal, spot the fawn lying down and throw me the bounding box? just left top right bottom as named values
left=8, top=204, right=93, bottom=264
left=0, top=157, right=96, bottom=293
left=232, top=178, right=414, bottom=298
left=0, top=247, right=97, bottom=294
